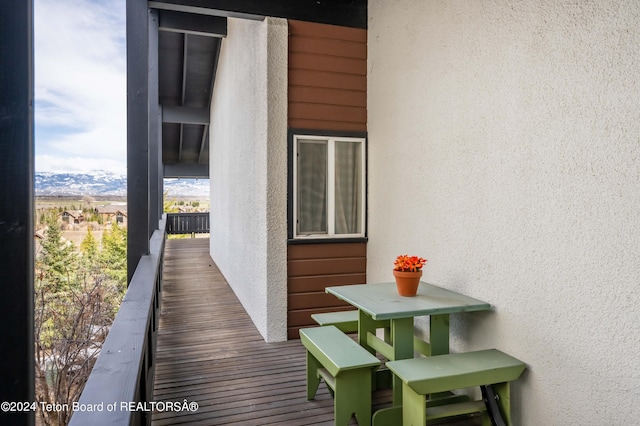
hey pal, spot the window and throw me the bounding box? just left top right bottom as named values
left=293, top=134, right=366, bottom=239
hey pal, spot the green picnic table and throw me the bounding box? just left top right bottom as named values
left=326, top=282, right=491, bottom=425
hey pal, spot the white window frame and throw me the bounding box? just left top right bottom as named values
left=292, top=134, right=366, bottom=239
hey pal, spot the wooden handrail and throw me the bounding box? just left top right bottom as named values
left=69, top=216, right=167, bottom=426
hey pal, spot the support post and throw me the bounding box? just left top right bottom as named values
left=127, top=0, right=151, bottom=283
left=149, top=8, right=161, bottom=230
left=0, top=0, right=35, bottom=424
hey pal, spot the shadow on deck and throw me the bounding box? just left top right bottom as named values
left=152, top=238, right=480, bottom=425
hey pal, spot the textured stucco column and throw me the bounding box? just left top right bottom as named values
left=209, top=17, right=288, bottom=342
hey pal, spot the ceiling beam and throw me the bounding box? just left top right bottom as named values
left=198, top=124, right=209, bottom=164
left=158, top=9, right=227, bottom=37
left=181, top=33, right=188, bottom=104
left=164, top=163, right=209, bottom=178
left=148, top=0, right=367, bottom=28
left=163, top=106, right=210, bottom=125
left=178, top=33, right=188, bottom=162
left=197, top=37, right=220, bottom=165
left=149, top=0, right=263, bottom=21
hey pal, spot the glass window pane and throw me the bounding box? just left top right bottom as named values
left=297, top=140, right=328, bottom=235
left=334, top=141, right=362, bottom=234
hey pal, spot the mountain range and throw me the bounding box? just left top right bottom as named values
left=35, top=171, right=210, bottom=197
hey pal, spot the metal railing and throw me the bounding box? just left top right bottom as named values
left=69, top=217, right=167, bottom=426
left=166, top=212, right=210, bottom=235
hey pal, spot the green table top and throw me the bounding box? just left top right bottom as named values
left=326, top=282, right=491, bottom=320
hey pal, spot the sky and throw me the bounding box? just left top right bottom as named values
left=34, top=0, right=127, bottom=174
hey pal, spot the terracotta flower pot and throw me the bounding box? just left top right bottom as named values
left=393, top=269, right=422, bottom=297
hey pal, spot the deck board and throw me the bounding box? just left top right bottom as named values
left=152, top=238, right=338, bottom=425
left=152, top=238, right=480, bottom=425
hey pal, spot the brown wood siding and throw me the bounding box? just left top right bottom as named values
left=287, top=242, right=366, bottom=339
left=286, top=20, right=368, bottom=339
left=288, top=20, right=367, bottom=132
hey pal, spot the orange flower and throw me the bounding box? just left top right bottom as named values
left=393, top=254, right=427, bottom=272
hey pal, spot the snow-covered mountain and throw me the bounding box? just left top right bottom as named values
left=35, top=171, right=209, bottom=197
left=163, top=177, right=210, bottom=198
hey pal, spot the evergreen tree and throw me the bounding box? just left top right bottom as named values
left=37, top=216, right=78, bottom=293
left=34, top=204, right=129, bottom=426
left=80, top=227, right=98, bottom=262
left=100, top=223, right=127, bottom=292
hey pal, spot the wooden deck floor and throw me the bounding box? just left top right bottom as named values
left=152, top=238, right=480, bottom=425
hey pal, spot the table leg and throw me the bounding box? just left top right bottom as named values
left=390, top=317, right=414, bottom=359
left=357, top=310, right=390, bottom=394
left=429, top=314, right=450, bottom=356
left=428, top=314, right=453, bottom=402
left=390, top=317, right=414, bottom=406
left=358, top=310, right=377, bottom=355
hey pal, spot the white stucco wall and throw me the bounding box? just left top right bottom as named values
left=209, top=17, right=288, bottom=342
left=368, top=1, right=640, bottom=424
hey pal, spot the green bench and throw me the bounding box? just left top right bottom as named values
left=311, top=310, right=391, bottom=334
left=311, top=310, right=360, bottom=333
left=311, top=310, right=433, bottom=357
left=386, top=349, right=526, bottom=425
left=300, top=326, right=381, bottom=426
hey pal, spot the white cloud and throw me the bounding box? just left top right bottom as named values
left=34, top=0, right=126, bottom=173
left=36, top=154, right=127, bottom=175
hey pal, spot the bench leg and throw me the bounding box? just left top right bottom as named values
left=402, top=382, right=426, bottom=426
left=306, top=352, right=322, bottom=400
left=493, top=381, right=512, bottom=425
left=481, top=413, right=492, bottom=426
left=334, top=369, right=373, bottom=426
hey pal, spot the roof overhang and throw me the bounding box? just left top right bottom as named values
left=150, top=0, right=367, bottom=179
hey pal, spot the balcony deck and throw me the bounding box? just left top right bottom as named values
left=152, top=238, right=480, bottom=425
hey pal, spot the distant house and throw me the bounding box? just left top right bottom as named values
left=60, top=210, right=84, bottom=224
left=96, top=205, right=128, bottom=227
